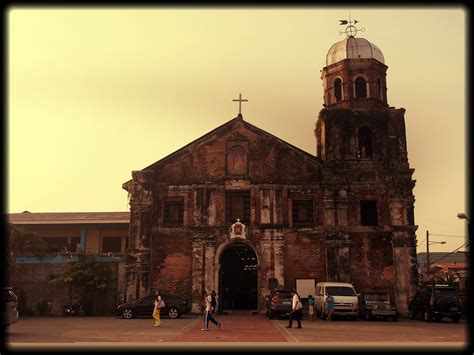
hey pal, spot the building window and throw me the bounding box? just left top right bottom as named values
left=360, top=200, right=378, bottom=226
left=355, top=77, right=367, bottom=99
left=293, top=199, right=314, bottom=226
left=102, top=236, right=122, bottom=254
left=357, top=126, right=373, bottom=158
left=41, top=237, right=68, bottom=253
left=376, top=78, right=383, bottom=100
left=226, top=190, right=250, bottom=224
left=164, top=200, right=184, bottom=226
left=67, top=237, right=80, bottom=253
left=334, top=78, right=343, bottom=102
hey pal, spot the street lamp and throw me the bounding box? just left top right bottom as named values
left=457, top=213, right=471, bottom=222
left=426, top=239, right=446, bottom=274
left=457, top=212, right=472, bottom=243
left=457, top=212, right=471, bottom=316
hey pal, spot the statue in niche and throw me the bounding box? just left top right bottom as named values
left=227, top=145, right=247, bottom=174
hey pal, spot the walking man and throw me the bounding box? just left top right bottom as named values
left=286, top=288, right=302, bottom=329
left=201, top=290, right=221, bottom=331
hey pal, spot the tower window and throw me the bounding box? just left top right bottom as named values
left=334, top=78, right=343, bottom=102
left=357, top=126, right=373, bottom=158
left=360, top=200, right=377, bottom=226
left=376, top=78, right=383, bottom=100
left=355, top=77, right=367, bottom=99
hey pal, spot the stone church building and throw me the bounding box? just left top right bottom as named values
left=122, top=31, right=417, bottom=315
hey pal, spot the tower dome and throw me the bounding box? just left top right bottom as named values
left=326, top=37, right=385, bottom=67
left=321, top=30, right=389, bottom=110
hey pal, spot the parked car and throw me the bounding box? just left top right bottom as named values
left=2, top=287, right=19, bottom=329
left=359, top=292, right=397, bottom=321
left=315, top=282, right=359, bottom=320
left=265, top=288, right=293, bottom=319
left=409, top=284, right=462, bottom=323
left=116, top=293, right=190, bottom=319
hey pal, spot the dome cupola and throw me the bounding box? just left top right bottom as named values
left=321, top=21, right=389, bottom=110
left=326, top=36, right=385, bottom=66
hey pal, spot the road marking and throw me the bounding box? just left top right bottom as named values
left=272, top=320, right=299, bottom=342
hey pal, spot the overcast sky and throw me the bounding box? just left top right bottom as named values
left=7, top=6, right=468, bottom=254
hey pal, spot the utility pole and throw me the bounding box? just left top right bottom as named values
left=426, top=230, right=430, bottom=274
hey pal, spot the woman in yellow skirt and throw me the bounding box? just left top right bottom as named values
left=153, top=290, right=163, bottom=327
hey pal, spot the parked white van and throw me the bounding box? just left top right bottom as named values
left=315, top=282, right=359, bottom=320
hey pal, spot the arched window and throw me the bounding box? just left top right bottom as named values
left=334, top=78, right=342, bottom=102
left=355, top=77, right=367, bottom=99
left=357, top=126, right=373, bottom=158
left=376, top=78, right=383, bottom=100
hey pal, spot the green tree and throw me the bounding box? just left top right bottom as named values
left=5, top=222, right=48, bottom=284
left=49, top=260, right=113, bottom=314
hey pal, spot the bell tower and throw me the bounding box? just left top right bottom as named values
left=315, top=21, right=405, bottom=162
left=314, top=20, right=418, bottom=316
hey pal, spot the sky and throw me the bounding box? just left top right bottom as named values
left=7, top=6, right=468, bottom=254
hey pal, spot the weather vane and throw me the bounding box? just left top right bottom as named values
left=339, top=14, right=365, bottom=38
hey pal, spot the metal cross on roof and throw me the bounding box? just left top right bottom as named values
left=232, top=93, right=248, bottom=116
left=339, top=14, right=365, bottom=38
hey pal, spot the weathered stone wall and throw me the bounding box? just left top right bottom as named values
left=283, top=231, right=327, bottom=288
left=150, top=121, right=322, bottom=185
left=349, top=232, right=395, bottom=300
left=150, top=229, right=193, bottom=300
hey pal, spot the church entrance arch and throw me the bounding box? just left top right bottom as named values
left=218, top=241, right=258, bottom=312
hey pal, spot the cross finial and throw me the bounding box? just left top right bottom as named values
left=232, top=93, right=248, bottom=116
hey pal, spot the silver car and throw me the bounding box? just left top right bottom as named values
left=3, top=287, right=19, bottom=329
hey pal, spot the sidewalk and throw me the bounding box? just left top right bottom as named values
left=4, top=314, right=469, bottom=351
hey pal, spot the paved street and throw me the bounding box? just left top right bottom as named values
left=4, top=315, right=469, bottom=351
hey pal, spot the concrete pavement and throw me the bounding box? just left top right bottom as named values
left=4, top=314, right=470, bottom=351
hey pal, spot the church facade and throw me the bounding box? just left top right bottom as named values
left=122, top=30, right=418, bottom=315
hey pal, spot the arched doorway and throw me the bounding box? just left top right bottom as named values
left=219, top=242, right=258, bottom=311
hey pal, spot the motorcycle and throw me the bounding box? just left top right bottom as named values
left=61, top=304, right=85, bottom=317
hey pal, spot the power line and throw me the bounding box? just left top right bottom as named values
left=429, top=242, right=470, bottom=264
left=416, top=236, right=427, bottom=248
left=427, top=233, right=467, bottom=238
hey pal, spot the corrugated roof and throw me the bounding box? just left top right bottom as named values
left=432, top=262, right=467, bottom=269
left=7, top=212, right=130, bottom=225
left=417, top=251, right=468, bottom=264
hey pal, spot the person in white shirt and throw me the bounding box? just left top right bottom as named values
left=286, top=289, right=302, bottom=329
left=201, top=290, right=221, bottom=331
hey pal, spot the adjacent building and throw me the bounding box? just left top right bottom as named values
left=7, top=211, right=129, bottom=315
